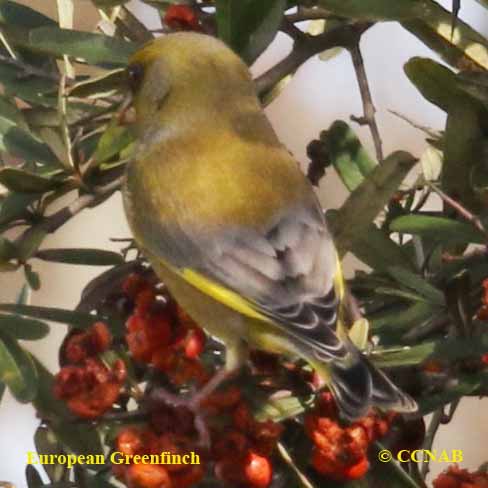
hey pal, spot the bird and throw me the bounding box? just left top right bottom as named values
left=122, top=31, right=416, bottom=420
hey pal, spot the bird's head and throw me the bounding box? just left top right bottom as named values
left=125, top=32, right=255, bottom=122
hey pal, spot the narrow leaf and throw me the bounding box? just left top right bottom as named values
left=390, top=215, right=486, bottom=244
left=36, top=248, right=124, bottom=266
left=0, top=314, right=49, bottom=340
left=0, top=168, right=61, bottom=193
left=0, top=330, right=38, bottom=402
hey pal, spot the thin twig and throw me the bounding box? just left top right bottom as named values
left=255, top=22, right=372, bottom=96
left=286, top=7, right=332, bottom=23
left=349, top=41, right=384, bottom=161
left=428, top=183, right=488, bottom=237
left=0, top=53, right=59, bottom=81
left=16, top=177, right=123, bottom=247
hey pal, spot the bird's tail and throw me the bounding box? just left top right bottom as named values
left=311, top=347, right=417, bottom=419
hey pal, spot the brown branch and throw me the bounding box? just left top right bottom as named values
left=349, top=41, right=384, bottom=162
left=428, top=183, right=488, bottom=238
left=255, top=22, right=372, bottom=96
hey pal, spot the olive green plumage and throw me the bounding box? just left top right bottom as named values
left=122, top=32, right=416, bottom=418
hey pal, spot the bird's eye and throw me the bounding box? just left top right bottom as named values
left=127, top=63, right=144, bottom=92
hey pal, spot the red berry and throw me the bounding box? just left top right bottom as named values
left=125, top=464, right=172, bottom=488
left=244, top=451, right=272, bottom=488
left=482, top=353, right=488, bottom=365
left=164, top=5, right=200, bottom=31
left=344, top=456, right=369, bottom=480
left=184, top=327, right=206, bottom=359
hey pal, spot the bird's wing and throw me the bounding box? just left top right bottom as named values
left=139, top=197, right=351, bottom=364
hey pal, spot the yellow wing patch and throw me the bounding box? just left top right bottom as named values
left=180, top=268, right=272, bottom=323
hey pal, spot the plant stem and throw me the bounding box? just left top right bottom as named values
left=349, top=41, right=384, bottom=162
left=255, top=22, right=372, bottom=96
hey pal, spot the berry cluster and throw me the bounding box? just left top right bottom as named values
left=305, top=392, right=396, bottom=481
left=433, top=465, right=488, bottom=488
left=112, top=427, right=205, bottom=488
left=123, top=273, right=208, bottom=386
left=54, top=322, right=127, bottom=419
left=206, top=387, right=282, bottom=487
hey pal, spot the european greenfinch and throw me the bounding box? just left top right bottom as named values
left=122, top=32, right=416, bottom=419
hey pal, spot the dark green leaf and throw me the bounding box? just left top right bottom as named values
left=0, top=330, right=38, bottom=402
left=0, top=314, right=49, bottom=340
left=0, top=380, right=5, bottom=403
left=332, top=151, right=417, bottom=255
left=0, top=236, right=17, bottom=262
left=0, top=168, right=61, bottom=193
left=371, top=342, right=435, bottom=367
left=0, top=95, right=28, bottom=129
left=16, top=227, right=48, bottom=261
left=36, top=248, right=124, bottom=266
left=324, top=120, right=378, bottom=192
left=24, top=264, right=41, bottom=291
left=216, top=0, right=286, bottom=64
left=390, top=215, right=486, bottom=244
left=371, top=301, right=436, bottom=332
left=0, top=0, right=56, bottom=28
left=0, top=192, right=38, bottom=225
left=0, top=304, right=102, bottom=328
left=28, top=27, right=136, bottom=67
left=0, top=123, right=59, bottom=164
left=386, top=266, right=445, bottom=305
left=404, top=57, right=461, bottom=112
left=0, top=64, right=57, bottom=107
left=443, top=100, right=485, bottom=213
left=25, top=464, right=44, bottom=488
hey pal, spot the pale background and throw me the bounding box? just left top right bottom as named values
left=0, top=0, right=487, bottom=485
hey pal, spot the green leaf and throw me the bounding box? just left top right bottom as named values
left=0, top=236, right=17, bottom=262
left=34, top=425, right=67, bottom=482
left=0, top=330, right=38, bottom=402
left=36, top=248, right=124, bottom=266
left=216, top=0, right=286, bottom=64
left=16, top=227, right=48, bottom=261
left=0, top=192, right=38, bottom=225
left=0, top=314, right=49, bottom=340
left=371, top=342, right=435, bottom=367
left=25, top=464, right=44, bottom=488
left=316, top=0, right=426, bottom=20
left=0, top=64, right=57, bottom=107
left=386, top=266, right=445, bottom=305
left=24, top=264, right=41, bottom=291
left=0, top=95, right=28, bottom=129
left=0, top=304, right=102, bottom=328
left=442, top=99, right=485, bottom=213
left=93, top=123, right=133, bottom=164
left=402, top=1, right=488, bottom=72
left=404, top=57, right=461, bottom=112
left=390, top=215, right=486, bottom=244
left=0, top=0, right=57, bottom=28
left=324, top=120, right=378, bottom=192
left=330, top=220, right=414, bottom=271
left=0, top=122, right=59, bottom=164
left=0, top=168, right=61, bottom=193
left=331, top=151, right=417, bottom=255
left=68, top=69, right=126, bottom=98
left=28, top=27, right=136, bottom=67
left=371, top=301, right=436, bottom=332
